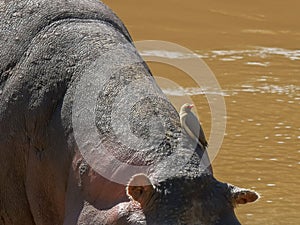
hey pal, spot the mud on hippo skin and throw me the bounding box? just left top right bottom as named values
left=0, top=0, right=259, bottom=224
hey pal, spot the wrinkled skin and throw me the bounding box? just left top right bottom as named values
left=0, top=0, right=259, bottom=224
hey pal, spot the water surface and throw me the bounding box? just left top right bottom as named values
left=103, top=1, right=300, bottom=224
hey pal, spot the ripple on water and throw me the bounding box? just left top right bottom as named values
left=161, top=87, right=228, bottom=97
left=140, top=47, right=300, bottom=62
left=194, top=47, right=300, bottom=62
left=257, top=77, right=267, bottom=82
left=245, top=62, right=270, bottom=67
left=231, top=84, right=300, bottom=96
left=220, top=58, right=236, bottom=61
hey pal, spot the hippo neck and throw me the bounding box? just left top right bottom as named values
left=147, top=136, right=213, bottom=184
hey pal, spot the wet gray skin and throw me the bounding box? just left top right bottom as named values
left=0, top=0, right=259, bottom=224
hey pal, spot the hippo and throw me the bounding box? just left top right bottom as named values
left=0, top=0, right=259, bottom=224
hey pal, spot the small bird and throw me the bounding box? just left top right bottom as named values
left=180, top=103, right=208, bottom=149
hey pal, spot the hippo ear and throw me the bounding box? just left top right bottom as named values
left=126, top=174, right=155, bottom=207
left=229, top=184, right=260, bottom=206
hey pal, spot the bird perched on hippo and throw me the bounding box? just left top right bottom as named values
left=180, top=103, right=212, bottom=172
left=180, top=103, right=208, bottom=150
left=0, top=0, right=259, bottom=224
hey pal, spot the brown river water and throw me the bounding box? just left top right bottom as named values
left=103, top=0, right=300, bottom=224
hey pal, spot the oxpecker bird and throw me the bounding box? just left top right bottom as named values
left=180, top=103, right=208, bottom=149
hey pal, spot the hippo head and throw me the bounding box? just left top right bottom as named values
left=124, top=174, right=259, bottom=225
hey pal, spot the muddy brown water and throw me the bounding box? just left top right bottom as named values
left=103, top=0, right=299, bottom=224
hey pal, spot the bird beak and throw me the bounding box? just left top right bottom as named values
left=188, top=104, right=194, bottom=109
